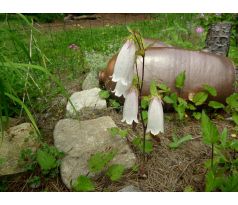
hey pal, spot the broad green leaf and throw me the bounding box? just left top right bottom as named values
left=88, top=151, right=116, bottom=173
left=109, top=99, right=121, bottom=109
left=208, top=101, right=225, bottom=109
left=150, top=80, right=158, bottom=96
left=141, top=96, right=150, bottom=109
left=193, top=112, right=201, bottom=120
left=36, top=150, right=57, bottom=171
left=99, top=90, right=110, bottom=99
left=226, top=93, right=238, bottom=109
left=72, top=175, right=95, bottom=192
left=192, top=92, right=208, bottom=106
left=201, top=111, right=219, bottom=145
left=203, top=84, right=217, bottom=97
left=169, top=134, right=193, bottom=149
left=232, top=112, right=238, bottom=125
left=158, top=83, right=170, bottom=92
left=175, top=71, right=186, bottom=89
left=106, top=164, right=125, bottom=181
left=163, top=96, right=174, bottom=104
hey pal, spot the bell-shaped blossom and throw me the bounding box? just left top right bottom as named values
left=112, top=80, right=131, bottom=97
left=122, top=88, right=138, bottom=125
left=112, top=39, right=136, bottom=86
left=146, top=97, right=164, bottom=135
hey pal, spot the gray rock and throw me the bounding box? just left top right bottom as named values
left=53, top=116, right=136, bottom=189
left=0, top=123, right=39, bottom=176
left=118, top=185, right=142, bottom=192
left=82, top=71, right=99, bottom=90
left=66, top=88, right=107, bottom=118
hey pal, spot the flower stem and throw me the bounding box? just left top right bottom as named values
left=211, top=143, right=214, bottom=169
left=136, top=55, right=147, bottom=167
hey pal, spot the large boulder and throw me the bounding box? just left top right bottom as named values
left=0, top=123, right=39, bottom=176
left=66, top=88, right=107, bottom=118
left=53, top=116, right=136, bottom=189
left=82, top=71, right=99, bottom=90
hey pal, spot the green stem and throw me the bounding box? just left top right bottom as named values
left=211, top=143, right=214, bottom=169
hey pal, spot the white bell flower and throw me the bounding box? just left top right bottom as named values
left=122, top=88, right=139, bottom=125
left=112, top=39, right=136, bottom=86
left=112, top=80, right=131, bottom=97
left=146, top=97, right=164, bottom=135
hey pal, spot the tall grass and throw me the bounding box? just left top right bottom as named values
left=0, top=14, right=75, bottom=138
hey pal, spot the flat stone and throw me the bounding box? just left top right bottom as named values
left=0, top=123, right=39, bottom=176
left=66, top=88, right=106, bottom=118
left=53, top=116, right=136, bottom=189
left=118, top=185, right=142, bottom=192
left=82, top=71, right=99, bottom=90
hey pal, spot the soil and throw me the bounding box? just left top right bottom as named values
left=35, top=14, right=152, bottom=31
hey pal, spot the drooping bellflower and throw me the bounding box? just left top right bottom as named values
left=112, top=80, right=131, bottom=97
left=122, top=88, right=139, bottom=125
left=112, top=39, right=136, bottom=86
left=146, top=97, right=164, bottom=135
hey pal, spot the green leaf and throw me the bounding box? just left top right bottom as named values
left=150, top=80, right=158, bottom=96
left=169, top=134, right=193, bottom=149
left=163, top=96, right=174, bottom=104
left=132, top=137, right=153, bottom=154
left=175, top=103, right=186, bottom=120
left=193, top=112, right=201, bottom=120
left=208, top=101, right=225, bottom=109
left=99, top=90, right=110, bottom=99
left=175, top=71, right=186, bottom=89
left=220, top=174, right=238, bottom=192
left=118, top=129, right=128, bottom=138
left=203, top=84, right=217, bottom=97
left=232, top=112, right=238, bottom=125
left=192, top=92, right=208, bottom=106
left=219, top=128, right=228, bottom=147
left=106, top=164, right=125, bottom=181
left=36, top=150, right=57, bottom=171
left=226, top=93, right=238, bottom=109
left=88, top=151, right=116, bottom=173
left=184, top=185, right=194, bottom=192
left=142, top=111, right=148, bottom=122
left=205, top=170, right=216, bottom=192
left=108, top=127, right=128, bottom=138
left=141, top=96, right=150, bottom=109
left=108, top=127, right=119, bottom=137
left=201, top=111, right=219, bottom=145
left=187, top=103, right=196, bottom=110
left=109, top=99, right=121, bottom=109
left=158, top=83, right=170, bottom=92
left=72, top=175, right=95, bottom=192
left=230, top=140, right=238, bottom=151
left=170, top=93, right=178, bottom=104
left=178, top=97, right=187, bottom=106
